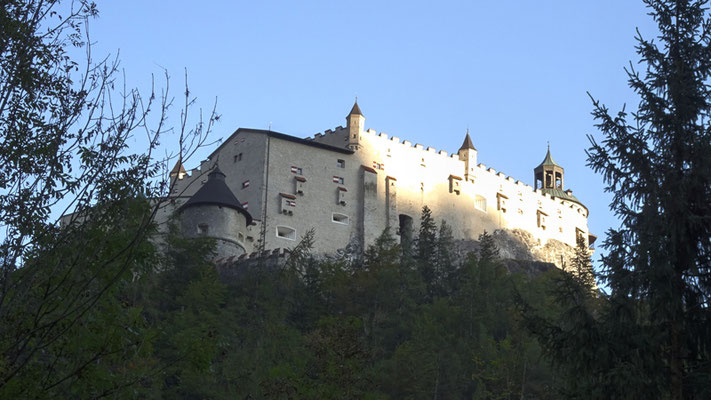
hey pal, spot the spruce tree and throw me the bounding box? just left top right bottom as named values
left=416, top=206, right=438, bottom=298
left=583, top=0, right=711, bottom=397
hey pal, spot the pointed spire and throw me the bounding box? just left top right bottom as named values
left=170, top=156, right=186, bottom=176
left=538, top=143, right=560, bottom=167
left=348, top=98, right=363, bottom=117
left=459, top=129, right=477, bottom=151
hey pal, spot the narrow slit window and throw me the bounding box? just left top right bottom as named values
left=242, top=180, right=250, bottom=188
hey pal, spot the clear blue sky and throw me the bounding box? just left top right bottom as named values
left=89, top=0, right=659, bottom=270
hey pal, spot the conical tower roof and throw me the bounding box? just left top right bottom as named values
left=459, top=131, right=476, bottom=151
left=348, top=100, right=363, bottom=117
left=180, top=165, right=252, bottom=225
left=537, top=145, right=561, bottom=169
left=170, top=157, right=186, bottom=175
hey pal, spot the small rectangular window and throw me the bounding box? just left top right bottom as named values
left=234, top=153, right=243, bottom=163
left=276, top=226, right=296, bottom=240
left=475, top=195, right=487, bottom=212
left=242, top=180, right=250, bottom=188
left=497, top=193, right=508, bottom=213
left=280, top=193, right=296, bottom=215
left=337, top=187, right=347, bottom=205
left=291, top=166, right=303, bottom=174
left=537, top=210, right=548, bottom=230
left=242, top=202, right=248, bottom=210
left=337, top=159, right=345, bottom=168
left=332, top=213, right=349, bottom=225
left=197, top=223, right=209, bottom=235
left=333, top=176, right=344, bottom=184
left=295, top=176, right=306, bottom=194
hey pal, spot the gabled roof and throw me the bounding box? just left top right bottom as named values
left=180, top=166, right=252, bottom=225
left=208, top=128, right=354, bottom=160
left=459, top=132, right=476, bottom=151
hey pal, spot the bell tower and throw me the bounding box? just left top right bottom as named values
left=534, top=144, right=564, bottom=191
left=458, top=130, right=477, bottom=181
left=346, top=100, right=364, bottom=151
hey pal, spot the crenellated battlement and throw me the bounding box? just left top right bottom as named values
left=307, top=125, right=346, bottom=141
left=361, top=127, right=473, bottom=165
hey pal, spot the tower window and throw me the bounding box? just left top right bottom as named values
left=333, top=176, right=344, bottom=184
left=242, top=180, right=250, bottom=188
left=337, top=159, right=345, bottom=168
left=291, top=166, right=303, bottom=174
left=234, top=153, right=243, bottom=163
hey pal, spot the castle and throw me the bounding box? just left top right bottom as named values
left=163, top=102, right=594, bottom=268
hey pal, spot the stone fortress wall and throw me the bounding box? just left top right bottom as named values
left=164, top=102, right=593, bottom=269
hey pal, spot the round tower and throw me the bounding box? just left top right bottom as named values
left=179, top=165, right=253, bottom=259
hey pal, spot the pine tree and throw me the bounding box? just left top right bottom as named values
left=416, top=206, right=438, bottom=298
left=435, top=220, right=456, bottom=296
left=554, top=1, right=711, bottom=397
left=478, top=231, right=500, bottom=263
left=571, top=235, right=595, bottom=289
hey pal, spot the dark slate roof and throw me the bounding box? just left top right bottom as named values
left=537, top=146, right=562, bottom=168
left=209, top=128, right=354, bottom=160
left=180, top=166, right=253, bottom=225
left=459, top=132, right=476, bottom=151
left=348, top=100, right=363, bottom=117
left=539, top=187, right=587, bottom=211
